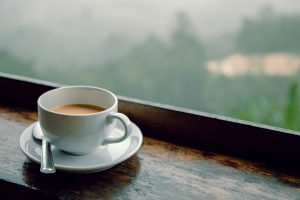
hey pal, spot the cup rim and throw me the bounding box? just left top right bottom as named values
left=37, top=86, right=117, bottom=116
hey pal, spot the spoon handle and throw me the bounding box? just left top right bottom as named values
left=40, top=139, right=56, bottom=174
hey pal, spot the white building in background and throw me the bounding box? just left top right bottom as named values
left=206, top=53, right=300, bottom=77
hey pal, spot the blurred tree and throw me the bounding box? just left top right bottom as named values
left=166, top=12, right=207, bottom=107
left=236, top=6, right=300, bottom=53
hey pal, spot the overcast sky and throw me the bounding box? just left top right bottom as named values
left=0, top=0, right=299, bottom=69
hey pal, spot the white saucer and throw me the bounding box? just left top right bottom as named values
left=19, top=121, right=143, bottom=173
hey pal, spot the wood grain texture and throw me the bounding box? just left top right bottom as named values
left=1, top=104, right=300, bottom=199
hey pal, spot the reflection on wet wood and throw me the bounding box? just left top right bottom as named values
left=1, top=105, right=300, bottom=199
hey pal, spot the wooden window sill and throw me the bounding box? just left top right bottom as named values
left=0, top=73, right=299, bottom=199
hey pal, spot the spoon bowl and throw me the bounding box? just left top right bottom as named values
left=33, top=123, right=44, bottom=140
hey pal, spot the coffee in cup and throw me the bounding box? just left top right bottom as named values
left=52, top=104, right=105, bottom=114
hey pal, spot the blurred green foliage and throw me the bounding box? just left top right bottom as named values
left=237, top=6, right=300, bottom=54
left=0, top=10, right=300, bottom=132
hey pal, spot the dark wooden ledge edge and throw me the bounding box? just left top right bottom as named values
left=0, top=179, right=57, bottom=200
left=1, top=73, right=300, bottom=168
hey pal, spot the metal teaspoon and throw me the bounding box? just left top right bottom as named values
left=32, top=123, right=56, bottom=173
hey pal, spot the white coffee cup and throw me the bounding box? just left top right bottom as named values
left=37, top=86, right=132, bottom=155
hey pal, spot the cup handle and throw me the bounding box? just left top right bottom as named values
left=102, top=113, right=132, bottom=145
